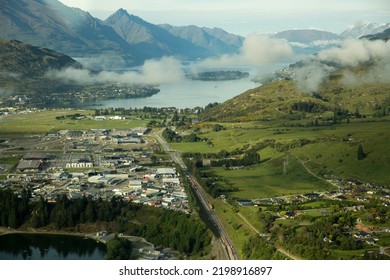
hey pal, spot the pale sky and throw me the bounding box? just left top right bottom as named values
left=59, top=0, right=390, bottom=35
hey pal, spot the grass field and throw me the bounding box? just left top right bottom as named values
left=292, top=122, right=390, bottom=184
left=180, top=120, right=390, bottom=191
left=0, top=110, right=149, bottom=134
left=201, top=156, right=332, bottom=199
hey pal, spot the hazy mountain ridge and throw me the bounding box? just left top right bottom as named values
left=340, top=22, right=390, bottom=38
left=272, top=29, right=342, bottom=44
left=0, top=0, right=243, bottom=67
left=271, top=29, right=343, bottom=55
left=0, top=39, right=81, bottom=76
left=0, top=0, right=140, bottom=65
left=361, top=27, right=390, bottom=41
left=0, top=39, right=83, bottom=94
left=104, top=9, right=211, bottom=60
left=160, top=24, right=244, bottom=55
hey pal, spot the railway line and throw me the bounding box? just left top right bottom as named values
left=155, top=129, right=239, bottom=260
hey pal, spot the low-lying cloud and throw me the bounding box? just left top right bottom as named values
left=293, top=39, right=390, bottom=92
left=48, top=56, right=184, bottom=86
left=195, top=34, right=293, bottom=68
left=318, top=39, right=390, bottom=67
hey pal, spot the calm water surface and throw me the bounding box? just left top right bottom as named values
left=88, top=77, right=258, bottom=109
left=0, top=233, right=106, bottom=260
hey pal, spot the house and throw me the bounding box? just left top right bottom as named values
left=172, top=192, right=188, bottom=199
left=323, top=237, right=333, bottom=243
left=116, top=137, right=142, bottom=144
left=113, top=188, right=132, bottom=197
left=68, top=192, right=83, bottom=200
left=162, top=178, right=180, bottom=187
left=253, top=199, right=273, bottom=205
left=132, top=127, right=150, bottom=136
left=156, top=168, right=176, bottom=178
left=67, top=130, right=83, bottom=138
left=345, top=205, right=365, bottom=212
left=353, top=231, right=371, bottom=239
left=17, top=159, right=44, bottom=172
left=129, top=180, right=143, bottom=189
left=108, top=116, right=124, bottom=120
left=66, top=162, right=93, bottom=168
left=303, top=193, right=319, bottom=200
left=23, top=152, right=49, bottom=160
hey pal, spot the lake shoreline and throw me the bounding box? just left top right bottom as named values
left=0, top=226, right=105, bottom=244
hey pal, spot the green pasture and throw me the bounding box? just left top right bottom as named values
left=292, top=122, right=390, bottom=184
left=171, top=142, right=216, bottom=153
left=330, top=248, right=372, bottom=259
left=375, top=234, right=390, bottom=246
left=0, top=110, right=149, bottom=134
left=202, top=156, right=332, bottom=199
left=178, top=120, right=390, bottom=192
left=237, top=206, right=264, bottom=232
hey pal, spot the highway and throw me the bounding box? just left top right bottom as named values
left=155, top=129, right=239, bottom=260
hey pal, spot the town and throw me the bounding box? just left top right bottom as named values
left=0, top=125, right=190, bottom=214
left=1, top=104, right=389, bottom=260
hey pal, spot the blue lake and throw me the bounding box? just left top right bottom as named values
left=88, top=77, right=257, bottom=109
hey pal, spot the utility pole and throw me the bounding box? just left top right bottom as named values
left=283, top=154, right=289, bottom=175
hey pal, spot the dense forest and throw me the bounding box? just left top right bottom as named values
left=0, top=189, right=211, bottom=258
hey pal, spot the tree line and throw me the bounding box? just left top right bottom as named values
left=0, top=189, right=211, bottom=257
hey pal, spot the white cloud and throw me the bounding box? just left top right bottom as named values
left=293, top=39, right=390, bottom=92
left=195, top=34, right=293, bottom=68
left=318, top=39, right=390, bottom=67
left=48, top=56, right=184, bottom=85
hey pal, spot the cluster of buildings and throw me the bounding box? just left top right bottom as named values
left=2, top=127, right=190, bottom=214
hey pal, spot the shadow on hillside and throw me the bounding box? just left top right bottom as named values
left=260, top=157, right=271, bottom=164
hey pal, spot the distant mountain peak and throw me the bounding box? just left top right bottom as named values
left=108, top=8, right=135, bottom=20
left=340, top=22, right=390, bottom=38
left=272, top=29, right=341, bottom=44
left=116, top=8, right=128, bottom=14
left=0, top=0, right=242, bottom=66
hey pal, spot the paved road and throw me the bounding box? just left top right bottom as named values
left=155, top=129, right=238, bottom=260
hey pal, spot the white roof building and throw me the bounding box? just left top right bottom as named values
left=129, top=180, right=143, bottom=189
left=156, top=168, right=176, bottom=177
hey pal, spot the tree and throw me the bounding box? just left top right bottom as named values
left=242, top=151, right=260, bottom=166
left=212, top=124, right=225, bottom=132
left=357, top=144, right=366, bottom=160
left=105, top=236, right=133, bottom=260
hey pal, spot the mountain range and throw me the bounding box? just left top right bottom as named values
left=2, top=0, right=388, bottom=69
left=270, top=22, right=390, bottom=54
left=0, top=0, right=243, bottom=68
left=0, top=0, right=140, bottom=66
left=340, top=22, right=390, bottom=38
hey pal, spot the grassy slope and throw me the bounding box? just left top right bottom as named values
left=294, top=122, right=390, bottom=184
left=175, top=119, right=390, bottom=189
left=202, top=75, right=390, bottom=122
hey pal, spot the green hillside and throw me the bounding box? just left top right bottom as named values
left=0, top=39, right=82, bottom=94
left=201, top=70, right=390, bottom=122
